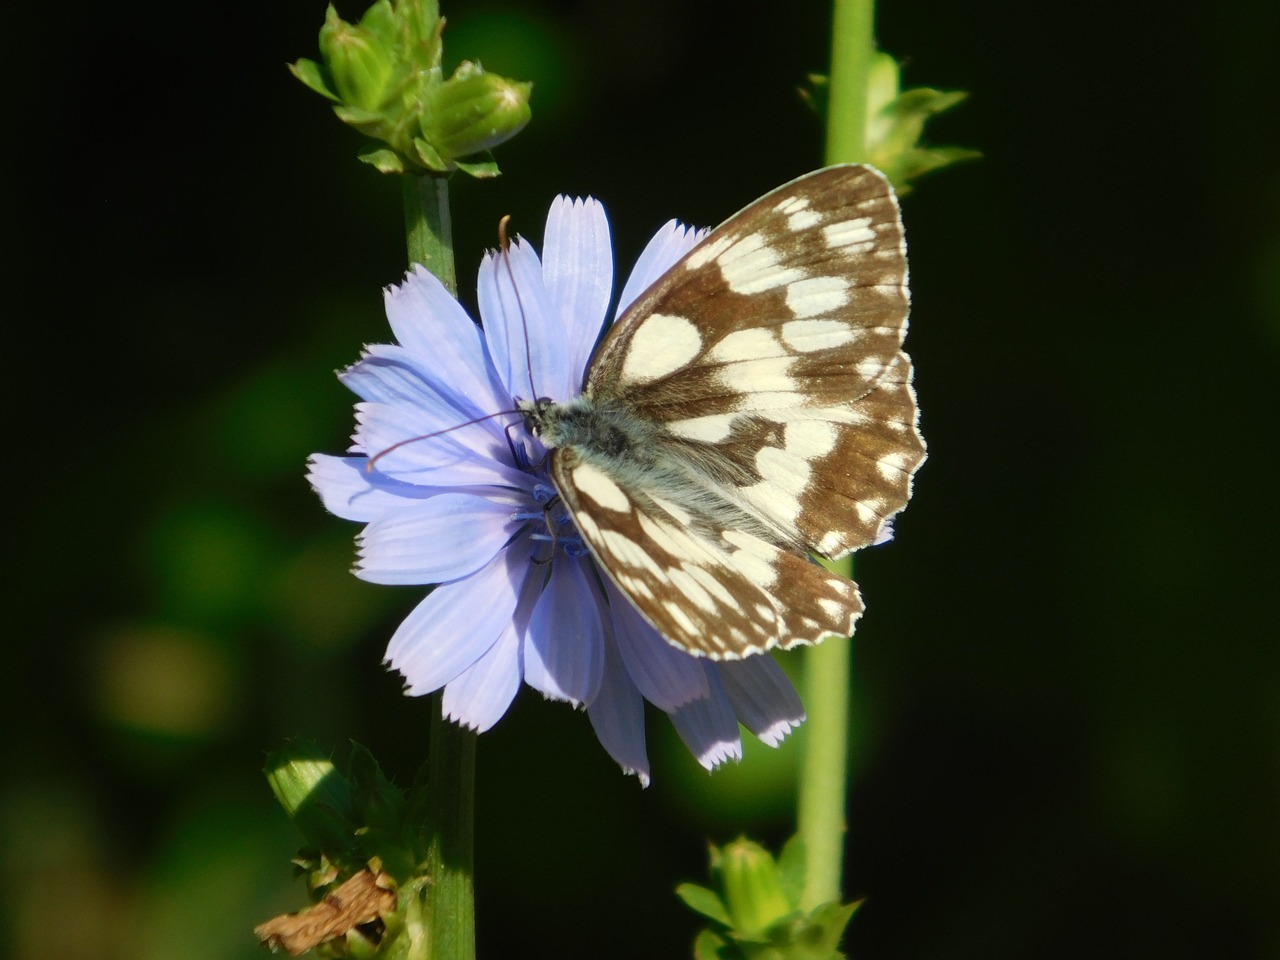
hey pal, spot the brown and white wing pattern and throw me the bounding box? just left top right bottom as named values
left=550, top=449, right=864, bottom=658
left=544, top=165, right=924, bottom=658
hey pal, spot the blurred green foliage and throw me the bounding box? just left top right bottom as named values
left=4, top=1, right=1280, bottom=959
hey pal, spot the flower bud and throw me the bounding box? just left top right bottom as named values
left=423, top=62, right=532, bottom=160
left=265, top=741, right=358, bottom=855
left=319, top=4, right=397, bottom=113
left=717, top=837, right=794, bottom=938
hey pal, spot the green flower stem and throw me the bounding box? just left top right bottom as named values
left=796, top=608, right=851, bottom=911
left=404, top=165, right=472, bottom=959
left=403, top=172, right=457, bottom=296
left=824, top=0, right=875, bottom=167
left=796, top=0, right=877, bottom=912
left=424, top=699, right=476, bottom=960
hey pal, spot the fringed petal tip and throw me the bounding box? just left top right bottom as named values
left=754, top=714, right=805, bottom=748
left=697, top=739, right=744, bottom=772
left=619, top=764, right=652, bottom=789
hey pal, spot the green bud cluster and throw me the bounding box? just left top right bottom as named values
left=803, top=53, right=979, bottom=195
left=677, top=837, right=861, bottom=960
left=291, top=0, right=531, bottom=177
left=264, top=741, right=432, bottom=957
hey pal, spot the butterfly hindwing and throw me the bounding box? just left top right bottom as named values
left=551, top=447, right=864, bottom=658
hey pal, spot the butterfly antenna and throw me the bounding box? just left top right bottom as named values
left=497, top=215, right=540, bottom=402
left=365, top=409, right=521, bottom=473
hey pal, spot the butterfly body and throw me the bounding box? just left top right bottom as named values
left=523, top=164, right=924, bottom=660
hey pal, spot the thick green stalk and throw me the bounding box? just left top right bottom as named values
left=796, top=619, right=851, bottom=910
left=824, top=0, right=875, bottom=167
left=403, top=172, right=457, bottom=296
left=424, top=697, right=476, bottom=960
left=402, top=169, right=473, bottom=960
left=796, top=0, right=877, bottom=913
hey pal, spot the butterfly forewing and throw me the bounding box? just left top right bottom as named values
left=547, top=164, right=923, bottom=658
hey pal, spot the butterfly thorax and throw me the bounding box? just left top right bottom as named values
left=518, top=395, right=658, bottom=461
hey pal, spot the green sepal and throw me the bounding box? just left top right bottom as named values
left=358, top=145, right=407, bottom=174
left=676, top=882, right=734, bottom=926
left=399, top=0, right=444, bottom=65
left=776, top=835, right=806, bottom=907
left=355, top=0, right=398, bottom=45
left=452, top=154, right=501, bottom=179
left=334, top=103, right=392, bottom=138
left=289, top=57, right=340, bottom=102
left=411, top=136, right=450, bottom=173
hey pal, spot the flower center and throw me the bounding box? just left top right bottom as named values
left=515, top=481, right=588, bottom=561
left=509, top=434, right=589, bottom=562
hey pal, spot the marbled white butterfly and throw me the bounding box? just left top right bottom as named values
left=519, top=164, right=925, bottom=659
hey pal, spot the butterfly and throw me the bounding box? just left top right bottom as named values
left=518, top=164, right=925, bottom=659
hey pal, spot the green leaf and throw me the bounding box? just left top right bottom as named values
left=289, top=58, right=340, bottom=102
left=676, top=882, right=733, bottom=926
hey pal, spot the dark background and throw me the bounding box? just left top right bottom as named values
left=5, top=2, right=1279, bottom=958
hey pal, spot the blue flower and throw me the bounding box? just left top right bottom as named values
left=307, top=195, right=804, bottom=785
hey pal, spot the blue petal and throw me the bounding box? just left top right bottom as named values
left=608, top=590, right=710, bottom=711
left=387, top=550, right=522, bottom=695
left=717, top=655, right=806, bottom=747
left=615, top=220, right=708, bottom=317
left=342, top=343, right=505, bottom=426
left=522, top=557, right=605, bottom=706
left=587, top=627, right=651, bottom=786
left=442, top=620, right=523, bottom=733
left=442, top=566, right=543, bottom=731
left=384, top=266, right=509, bottom=414
left=308, top=454, right=437, bottom=522
left=542, top=196, right=613, bottom=388
left=669, top=668, right=743, bottom=771
left=352, top=400, right=527, bottom=489
left=356, top=491, right=523, bottom=585
left=477, top=239, right=579, bottom=403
